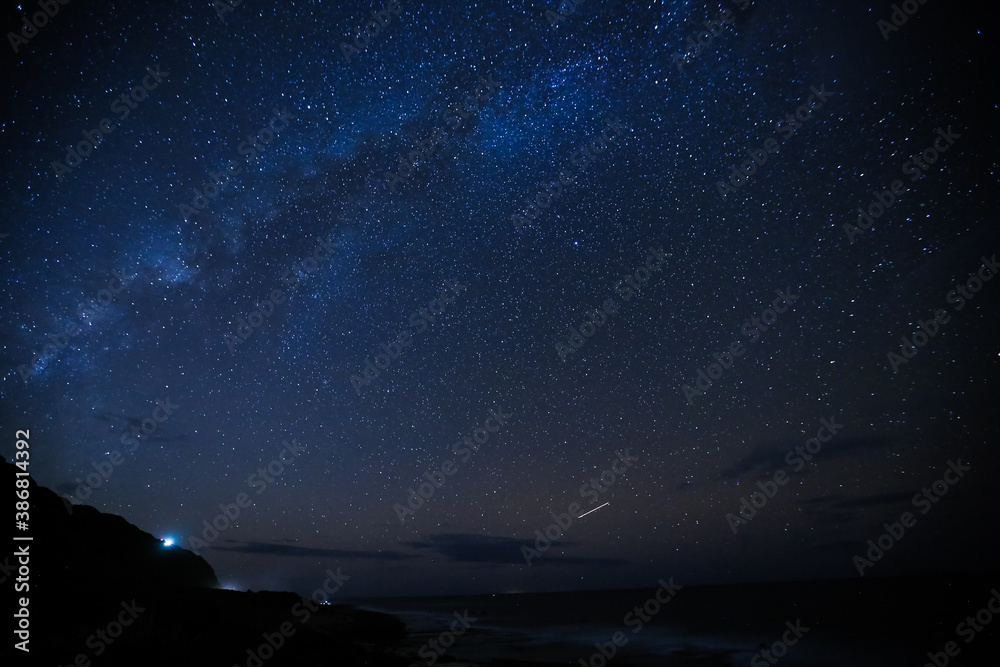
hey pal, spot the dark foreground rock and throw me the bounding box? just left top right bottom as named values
left=1, top=459, right=409, bottom=666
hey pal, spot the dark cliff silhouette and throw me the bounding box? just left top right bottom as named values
left=1, top=459, right=407, bottom=667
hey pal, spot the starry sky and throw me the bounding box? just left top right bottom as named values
left=2, top=0, right=998, bottom=598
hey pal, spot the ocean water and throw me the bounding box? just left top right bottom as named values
left=344, top=580, right=935, bottom=666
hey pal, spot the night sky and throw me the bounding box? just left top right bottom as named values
left=2, top=0, right=998, bottom=598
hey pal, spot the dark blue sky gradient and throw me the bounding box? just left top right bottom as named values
left=2, top=0, right=998, bottom=597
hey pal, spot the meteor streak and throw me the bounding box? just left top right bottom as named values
left=576, top=501, right=609, bottom=519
